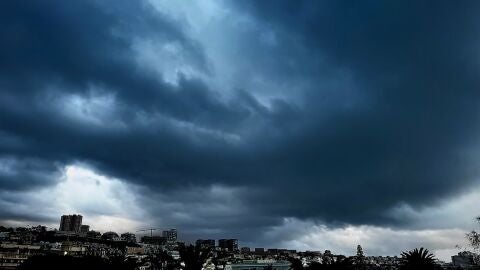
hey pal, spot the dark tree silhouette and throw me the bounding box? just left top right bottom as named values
left=354, top=245, right=367, bottom=270
left=109, top=255, right=138, bottom=269
left=467, top=216, right=480, bottom=250
left=306, top=261, right=323, bottom=270
left=288, top=257, right=304, bottom=270
left=466, top=216, right=480, bottom=265
left=146, top=249, right=178, bottom=270
left=179, top=244, right=211, bottom=270
left=400, top=247, right=436, bottom=270
left=328, top=256, right=354, bottom=270
left=211, top=249, right=231, bottom=269
left=307, top=256, right=353, bottom=270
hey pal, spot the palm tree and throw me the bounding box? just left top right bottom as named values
left=400, top=247, right=436, bottom=270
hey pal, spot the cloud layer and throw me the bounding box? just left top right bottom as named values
left=1, top=0, right=480, bottom=258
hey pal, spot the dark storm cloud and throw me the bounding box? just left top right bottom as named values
left=0, top=156, right=62, bottom=191
left=1, top=0, right=480, bottom=240
left=227, top=0, right=480, bottom=224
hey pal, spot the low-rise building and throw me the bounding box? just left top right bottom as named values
left=0, top=253, right=29, bottom=270
left=102, top=231, right=120, bottom=241
left=240, top=247, right=251, bottom=254
left=121, top=233, right=137, bottom=243
left=452, top=251, right=476, bottom=268
left=126, top=246, right=144, bottom=255
left=254, top=248, right=265, bottom=255
left=196, top=239, right=215, bottom=249
left=141, top=236, right=166, bottom=245
left=219, top=239, right=238, bottom=252
left=80, top=225, right=90, bottom=233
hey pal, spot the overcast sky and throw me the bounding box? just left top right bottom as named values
left=1, top=0, right=480, bottom=261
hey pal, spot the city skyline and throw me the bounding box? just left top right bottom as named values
left=1, top=0, right=480, bottom=263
